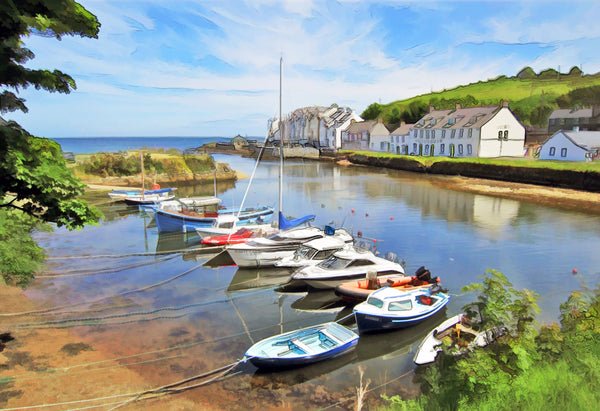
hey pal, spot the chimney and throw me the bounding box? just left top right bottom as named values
left=502, top=99, right=509, bottom=108
left=455, top=103, right=462, bottom=110
left=429, top=105, right=435, bottom=113
left=400, top=121, right=405, bottom=126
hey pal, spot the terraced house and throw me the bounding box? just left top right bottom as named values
left=407, top=101, right=525, bottom=158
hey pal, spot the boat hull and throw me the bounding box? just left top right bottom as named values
left=155, top=207, right=274, bottom=233
left=354, top=303, right=446, bottom=334
left=228, top=247, right=298, bottom=268
left=244, top=322, right=359, bottom=369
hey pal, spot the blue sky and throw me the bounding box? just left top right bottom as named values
left=6, top=0, right=600, bottom=137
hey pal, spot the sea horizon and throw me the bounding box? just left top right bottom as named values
left=51, top=136, right=261, bottom=154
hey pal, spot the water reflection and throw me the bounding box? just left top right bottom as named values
left=23, top=153, right=600, bottom=409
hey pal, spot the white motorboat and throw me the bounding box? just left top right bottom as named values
left=194, top=214, right=276, bottom=238
left=353, top=286, right=450, bottom=334
left=274, top=236, right=350, bottom=269
left=289, top=247, right=405, bottom=290
left=413, top=314, right=506, bottom=365
left=226, top=226, right=353, bottom=268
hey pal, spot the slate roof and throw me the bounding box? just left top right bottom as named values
left=561, top=130, right=600, bottom=149
left=548, top=108, right=594, bottom=119
left=413, top=106, right=500, bottom=130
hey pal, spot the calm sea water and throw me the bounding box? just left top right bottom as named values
left=52, top=136, right=241, bottom=154
left=24, top=154, right=600, bottom=409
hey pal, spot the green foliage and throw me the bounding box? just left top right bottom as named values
left=0, top=1, right=101, bottom=286
left=0, top=0, right=100, bottom=114
left=76, top=152, right=166, bottom=177
left=0, top=207, right=50, bottom=287
left=381, top=272, right=600, bottom=411
left=0, top=122, right=102, bottom=229
left=361, top=102, right=383, bottom=120
left=516, top=66, right=536, bottom=79
left=184, top=154, right=215, bottom=174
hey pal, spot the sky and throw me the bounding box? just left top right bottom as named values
left=6, top=0, right=600, bottom=137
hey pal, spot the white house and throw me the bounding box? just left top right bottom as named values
left=409, top=101, right=525, bottom=158
left=319, top=106, right=363, bottom=149
left=389, top=122, right=413, bottom=154
left=369, top=119, right=391, bottom=152
left=539, top=130, right=600, bottom=161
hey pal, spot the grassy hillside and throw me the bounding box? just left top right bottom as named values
left=367, top=68, right=600, bottom=128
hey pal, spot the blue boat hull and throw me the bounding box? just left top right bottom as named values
left=154, top=207, right=274, bottom=233
left=247, top=339, right=358, bottom=369
left=354, top=300, right=448, bottom=334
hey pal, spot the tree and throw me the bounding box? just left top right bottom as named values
left=361, top=102, right=382, bottom=120
left=0, top=1, right=102, bottom=285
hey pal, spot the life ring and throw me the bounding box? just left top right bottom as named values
left=151, top=183, right=161, bottom=190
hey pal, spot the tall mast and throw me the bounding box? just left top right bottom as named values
left=140, top=151, right=145, bottom=200
left=278, top=57, right=283, bottom=226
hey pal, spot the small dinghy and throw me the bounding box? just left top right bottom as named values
left=335, top=267, right=439, bottom=304
left=413, top=314, right=506, bottom=365
left=201, top=227, right=256, bottom=246
left=244, top=322, right=359, bottom=369
left=353, top=286, right=450, bottom=334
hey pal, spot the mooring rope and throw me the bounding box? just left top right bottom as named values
left=44, top=246, right=214, bottom=260
left=0, top=263, right=204, bottom=317
left=38, top=254, right=179, bottom=277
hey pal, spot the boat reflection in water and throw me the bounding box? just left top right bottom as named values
left=248, top=307, right=448, bottom=388
left=289, top=289, right=346, bottom=313
left=226, top=267, right=293, bottom=293
left=155, top=231, right=225, bottom=262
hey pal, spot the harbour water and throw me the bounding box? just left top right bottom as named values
left=19, top=153, right=600, bottom=409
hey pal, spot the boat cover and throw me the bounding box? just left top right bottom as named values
left=279, top=211, right=315, bottom=230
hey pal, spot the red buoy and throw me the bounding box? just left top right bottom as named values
left=573, top=269, right=578, bottom=274
left=365, top=212, right=369, bottom=217
left=390, top=216, right=394, bottom=220
left=351, top=209, right=355, bottom=213
left=151, top=183, right=160, bottom=190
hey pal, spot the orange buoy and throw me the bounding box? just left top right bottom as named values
left=151, top=183, right=160, bottom=190
left=365, top=212, right=369, bottom=217
left=373, top=239, right=377, bottom=243
left=573, top=269, right=578, bottom=274
left=357, top=230, right=362, bottom=237
left=390, top=216, right=394, bottom=220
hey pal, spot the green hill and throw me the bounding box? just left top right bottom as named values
left=363, top=66, right=600, bottom=128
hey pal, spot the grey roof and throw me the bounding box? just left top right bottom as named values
left=390, top=123, right=414, bottom=135
left=561, top=130, right=600, bottom=149
left=549, top=108, right=594, bottom=119
left=346, top=120, right=376, bottom=133
left=413, top=106, right=500, bottom=130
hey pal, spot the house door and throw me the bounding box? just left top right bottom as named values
left=418, top=144, right=423, bottom=156
left=430, top=144, right=435, bottom=156
left=450, top=144, right=455, bottom=157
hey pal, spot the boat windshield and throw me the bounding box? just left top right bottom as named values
left=294, top=246, right=317, bottom=260
left=389, top=300, right=413, bottom=311
left=318, top=256, right=351, bottom=270
left=366, top=297, right=384, bottom=308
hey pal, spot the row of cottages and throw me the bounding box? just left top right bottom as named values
left=341, top=102, right=526, bottom=157
left=280, top=105, right=362, bottom=149
left=539, top=130, right=600, bottom=161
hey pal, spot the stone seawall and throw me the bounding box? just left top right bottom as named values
left=347, top=154, right=600, bottom=193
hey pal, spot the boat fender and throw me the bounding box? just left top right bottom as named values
left=151, top=183, right=160, bottom=190
left=419, top=295, right=433, bottom=305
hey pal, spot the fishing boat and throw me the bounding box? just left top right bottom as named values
left=194, top=214, right=275, bottom=239
left=353, top=286, right=450, bottom=334
left=413, top=314, right=506, bottom=365
left=153, top=196, right=274, bottom=233
left=288, top=247, right=405, bottom=290
left=226, top=226, right=353, bottom=268
left=334, top=266, right=440, bottom=304
left=244, top=321, right=359, bottom=369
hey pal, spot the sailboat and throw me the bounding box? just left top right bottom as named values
left=216, top=59, right=355, bottom=268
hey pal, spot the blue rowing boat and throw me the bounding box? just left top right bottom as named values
left=244, top=322, right=359, bottom=369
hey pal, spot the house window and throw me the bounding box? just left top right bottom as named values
left=413, top=130, right=418, bottom=138
left=425, top=144, right=429, bottom=154
left=503, top=130, right=509, bottom=140
left=442, top=130, right=446, bottom=138
left=561, top=148, right=567, bottom=157
left=468, top=128, right=473, bottom=137
left=396, top=136, right=400, bottom=143
left=390, top=136, right=394, bottom=143
left=380, top=142, right=386, bottom=151
left=420, top=130, right=423, bottom=138
left=498, top=131, right=503, bottom=140
left=459, top=129, right=464, bottom=138
left=549, top=147, right=556, bottom=156
left=413, top=143, right=418, bottom=153
left=458, top=144, right=463, bottom=155
left=371, top=142, right=374, bottom=149
left=431, top=130, right=436, bottom=138
left=440, top=144, right=445, bottom=154
left=426, top=130, right=430, bottom=139
left=467, top=144, right=472, bottom=155
left=451, top=129, right=456, bottom=138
